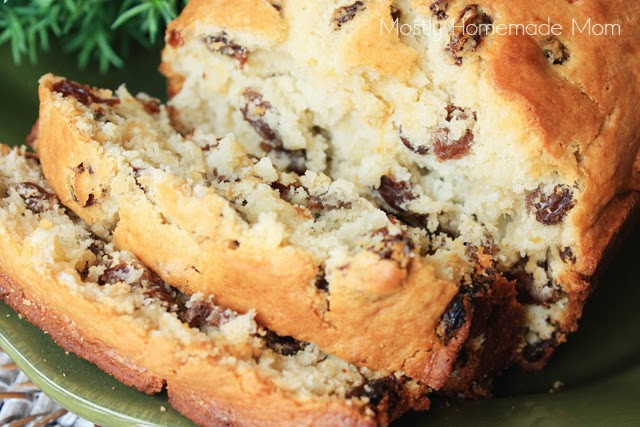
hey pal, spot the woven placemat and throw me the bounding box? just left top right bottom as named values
left=0, top=352, right=92, bottom=427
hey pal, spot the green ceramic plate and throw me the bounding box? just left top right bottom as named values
left=0, top=43, right=639, bottom=426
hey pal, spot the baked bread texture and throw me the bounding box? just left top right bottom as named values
left=0, top=144, right=431, bottom=426
left=35, top=74, right=524, bottom=391
left=160, top=0, right=640, bottom=367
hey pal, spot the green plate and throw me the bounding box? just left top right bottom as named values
left=1, top=43, right=639, bottom=426
left=0, top=303, right=196, bottom=427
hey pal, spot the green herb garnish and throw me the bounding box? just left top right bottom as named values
left=0, top=0, right=187, bottom=72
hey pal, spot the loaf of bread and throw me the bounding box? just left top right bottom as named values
left=0, top=145, right=431, bottom=426
left=160, top=0, right=640, bottom=367
left=35, top=74, right=524, bottom=392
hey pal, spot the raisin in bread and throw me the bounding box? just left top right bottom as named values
left=35, top=74, right=524, bottom=391
left=160, top=0, right=640, bottom=368
left=0, top=145, right=432, bottom=426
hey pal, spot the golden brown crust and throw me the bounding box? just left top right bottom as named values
left=170, top=356, right=430, bottom=427
left=476, top=0, right=640, bottom=280
left=36, top=74, right=470, bottom=388
left=0, top=269, right=394, bottom=427
left=162, top=0, right=416, bottom=81
left=166, top=0, right=286, bottom=45
left=334, top=0, right=417, bottom=80
left=168, top=383, right=369, bottom=427
left=0, top=268, right=164, bottom=394
left=169, top=362, right=408, bottom=427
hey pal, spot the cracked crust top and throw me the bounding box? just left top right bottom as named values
left=164, top=0, right=640, bottom=279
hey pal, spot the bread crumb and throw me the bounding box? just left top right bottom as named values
left=549, top=380, right=565, bottom=394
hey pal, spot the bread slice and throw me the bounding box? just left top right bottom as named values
left=160, top=0, right=640, bottom=368
left=0, top=144, right=431, bottom=426
left=35, top=74, right=522, bottom=391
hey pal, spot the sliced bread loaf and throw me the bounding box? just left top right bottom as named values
left=0, top=145, right=430, bottom=426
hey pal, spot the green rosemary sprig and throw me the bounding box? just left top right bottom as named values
left=0, top=0, right=186, bottom=72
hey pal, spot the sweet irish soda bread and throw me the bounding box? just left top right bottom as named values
left=36, top=74, right=522, bottom=393
left=160, top=0, right=640, bottom=367
left=0, top=145, right=432, bottom=426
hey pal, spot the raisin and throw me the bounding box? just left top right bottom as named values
left=167, top=29, right=184, bottom=47
left=448, top=4, right=493, bottom=65
left=140, top=98, right=161, bottom=115
left=260, top=142, right=307, bottom=176
left=559, top=247, right=577, bottom=264
left=283, top=149, right=308, bottom=175
left=308, top=194, right=352, bottom=217
left=271, top=180, right=349, bottom=217
left=377, top=176, right=428, bottom=227
left=437, top=295, right=467, bottom=343
left=26, top=120, right=38, bottom=148
left=541, top=36, right=570, bottom=65
left=332, top=1, right=366, bottom=30
left=269, top=1, right=282, bottom=12
left=430, top=0, right=450, bottom=20
left=264, top=330, right=305, bottom=356
left=432, top=104, right=477, bottom=161
left=52, top=80, right=119, bottom=107
left=140, top=270, right=178, bottom=306
left=96, top=258, right=183, bottom=310
left=98, top=262, right=131, bottom=285
left=433, top=128, right=474, bottom=161
left=84, top=194, right=96, bottom=207
left=12, top=182, right=56, bottom=214
left=177, top=297, right=236, bottom=329
left=243, top=90, right=308, bottom=174
left=390, top=5, right=401, bottom=23
left=270, top=180, right=300, bottom=202
left=369, top=229, right=415, bottom=269
left=522, top=337, right=555, bottom=363
left=306, top=194, right=325, bottom=213
left=445, top=104, right=476, bottom=122
left=346, top=376, right=400, bottom=407
left=399, top=130, right=429, bottom=155
left=203, top=32, right=249, bottom=67
left=315, top=269, right=329, bottom=292
left=179, top=300, right=213, bottom=328
left=199, top=137, right=224, bottom=153
left=378, top=176, right=416, bottom=212
left=87, top=238, right=105, bottom=257
left=241, top=90, right=281, bottom=144
left=525, top=185, right=575, bottom=225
